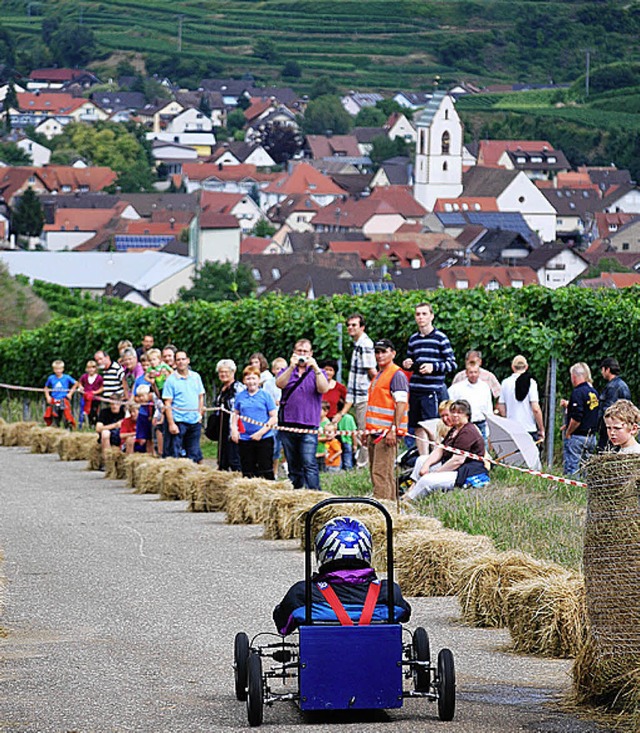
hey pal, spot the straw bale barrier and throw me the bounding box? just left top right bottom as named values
left=225, top=479, right=293, bottom=526
left=505, top=572, right=587, bottom=658
left=86, top=440, right=103, bottom=471
left=454, top=551, right=568, bottom=629
left=30, top=426, right=66, bottom=454
left=58, top=432, right=98, bottom=461
left=123, top=453, right=158, bottom=488
left=104, top=448, right=127, bottom=480
left=394, top=529, right=494, bottom=597
left=262, top=489, right=334, bottom=540
left=158, top=459, right=207, bottom=501
left=132, top=458, right=165, bottom=494
left=188, top=469, right=241, bottom=512
left=573, top=453, right=640, bottom=716
left=0, top=421, right=37, bottom=446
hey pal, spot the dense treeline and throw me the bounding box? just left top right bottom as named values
left=1, top=287, right=639, bottom=401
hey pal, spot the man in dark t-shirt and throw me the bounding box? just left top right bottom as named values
left=562, top=362, right=599, bottom=475
left=95, top=397, right=126, bottom=468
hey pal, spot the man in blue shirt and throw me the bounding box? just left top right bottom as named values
left=162, top=350, right=205, bottom=463
left=562, top=362, right=599, bottom=475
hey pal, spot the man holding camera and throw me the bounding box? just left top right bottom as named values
left=402, top=302, right=457, bottom=455
left=276, top=339, right=329, bottom=489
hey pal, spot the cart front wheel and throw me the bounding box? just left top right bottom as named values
left=437, top=648, right=456, bottom=721
left=246, top=652, right=264, bottom=727
left=413, top=626, right=431, bottom=692
left=234, top=632, right=250, bottom=701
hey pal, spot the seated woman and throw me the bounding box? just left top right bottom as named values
left=403, top=399, right=488, bottom=500
left=273, top=516, right=411, bottom=636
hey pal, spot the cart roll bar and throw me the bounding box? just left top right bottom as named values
left=304, top=497, right=395, bottom=625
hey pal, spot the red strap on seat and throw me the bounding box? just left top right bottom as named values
left=316, top=581, right=382, bottom=626
left=359, top=580, right=381, bottom=625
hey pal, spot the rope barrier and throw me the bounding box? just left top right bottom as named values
left=1, top=380, right=587, bottom=487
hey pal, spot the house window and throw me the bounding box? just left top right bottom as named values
left=441, top=131, right=450, bottom=155
left=530, top=156, right=542, bottom=163
left=516, top=156, right=526, bottom=164
left=518, top=196, right=525, bottom=203
left=486, top=280, right=500, bottom=291
left=609, top=225, right=618, bottom=231
left=442, top=161, right=448, bottom=171
left=455, top=280, right=468, bottom=289
left=251, top=268, right=261, bottom=281
left=512, top=280, right=524, bottom=288
left=622, top=242, right=630, bottom=251
left=444, top=109, right=449, bottom=120
left=271, top=268, right=281, bottom=279
left=411, top=259, right=420, bottom=269
left=548, top=156, right=557, bottom=163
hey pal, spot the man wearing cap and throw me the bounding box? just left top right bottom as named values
left=365, top=339, right=409, bottom=500
left=497, top=355, right=545, bottom=442
left=597, top=357, right=631, bottom=450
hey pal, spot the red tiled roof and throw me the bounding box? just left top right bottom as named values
left=313, top=186, right=425, bottom=228
left=581, top=272, right=640, bottom=289
left=200, top=191, right=245, bottom=213
left=16, top=92, right=93, bottom=114
left=329, top=239, right=425, bottom=268
left=199, top=211, right=240, bottom=229
left=43, top=207, right=122, bottom=232
left=36, top=166, right=117, bottom=192
left=182, top=162, right=276, bottom=182
left=29, top=68, right=87, bottom=82
left=240, top=236, right=275, bottom=254
left=244, top=98, right=273, bottom=122
left=368, top=186, right=426, bottom=217
left=593, top=212, right=639, bottom=240
left=264, top=162, right=344, bottom=196
left=433, top=196, right=499, bottom=213
left=438, top=266, right=538, bottom=289
left=126, top=220, right=185, bottom=236
left=305, top=135, right=361, bottom=159
left=477, top=140, right=556, bottom=167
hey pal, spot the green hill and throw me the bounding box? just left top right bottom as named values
left=0, top=265, right=51, bottom=338
left=2, top=0, right=640, bottom=91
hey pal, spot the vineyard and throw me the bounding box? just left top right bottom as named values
left=1, top=286, right=639, bottom=400
left=2, top=0, right=640, bottom=90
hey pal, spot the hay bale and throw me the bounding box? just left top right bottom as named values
left=123, top=453, right=158, bottom=487
left=188, top=469, right=241, bottom=512
left=86, top=440, right=102, bottom=471
left=454, top=551, right=568, bottom=628
left=30, top=426, right=66, bottom=454
left=58, top=433, right=98, bottom=461
left=505, top=572, right=587, bottom=658
left=1, top=421, right=37, bottom=446
left=104, top=448, right=127, bottom=480
left=132, top=458, right=165, bottom=494
left=572, top=453, right=640, bottom=714
left=158, top=459, right=205, bottom=501
left=263, top=489, right=334, bottom=540
left=394, top=528, right=494, bottom=597
left=225, top=478, right=292, bottom=525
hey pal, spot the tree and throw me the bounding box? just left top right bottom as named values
left=281, top=60, right=301, bottom=79
left=302, top=95, right=352, bottom=135
left=0, top=25, right=16, bottom=69
left=4, top=80, right=18, bottom=110
left=227, top=109, right=246, bottom=134
left=253, top=37, right=278, bottom=63
left=11, top=187, right=44, bottom=239
left=109, top=161, right=156, bottom=193
left=0, top=142, right=31, bottom=166
left=179, top=261, right=256, bottom=302
left=309, top=76, right=338, bottom=100
left=251, top=219, right=276, bottom=237
left=376, top=98, right=412, bottom=120
left=354, top=106, right=386, bottom=127
left=369, top=135, right=410, bottom=166
left=259, top=123, right=302, bottom=164
left=49, top=23, right=96, bottom=67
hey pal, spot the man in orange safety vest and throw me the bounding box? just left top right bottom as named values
left=364, top=339, right=409, bottom=500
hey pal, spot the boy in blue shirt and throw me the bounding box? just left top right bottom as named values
left=44, top=360, right=77, bottom=428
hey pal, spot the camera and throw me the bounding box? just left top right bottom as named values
left=297, top=355, right=309, bottom=366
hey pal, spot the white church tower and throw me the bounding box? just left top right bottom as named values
left=413, top=91, right=463, bottom=211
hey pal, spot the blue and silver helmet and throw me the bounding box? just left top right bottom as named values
left=314, top=516, right=373, bottom=567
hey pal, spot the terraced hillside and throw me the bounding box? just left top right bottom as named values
left=2, top=0, right=640, bottom=90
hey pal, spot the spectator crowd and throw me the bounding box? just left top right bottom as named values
left=41, top=304, right=640, bottom=500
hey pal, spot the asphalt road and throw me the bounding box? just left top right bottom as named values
left=0, top=447, right=609, bottom=733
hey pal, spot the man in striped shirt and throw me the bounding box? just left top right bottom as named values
left=402, top=302, right=457, bottom=455
left=94, top=350, right=126, bottom=403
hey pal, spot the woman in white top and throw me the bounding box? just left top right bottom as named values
left=497, top=355, right=545, bottom=441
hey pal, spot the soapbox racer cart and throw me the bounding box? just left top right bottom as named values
left=233, top=497, right=456, bottom=726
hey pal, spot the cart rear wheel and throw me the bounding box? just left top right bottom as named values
left=413, top=626, right=431, bottom=692
left=437, top=648, right=455, bottom=721
left=246, top=652, right=264, bottom=727
left=234, top=632, right=250, bottom=701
